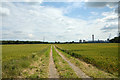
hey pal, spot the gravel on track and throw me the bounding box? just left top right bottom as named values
left=54, top=46, right=91, bottom=79
left=49, top=46, right=59, bottom=78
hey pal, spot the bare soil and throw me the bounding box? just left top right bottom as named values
left=49, top=46, right=59, bottom=78
left=54, top=46, right=90, bottom=78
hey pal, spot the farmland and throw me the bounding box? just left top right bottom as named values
left=2, top=43, right=119, bottom=78
left=2, top=44, right=50, bottom=78
left=55, top=43, right=119, bottom=76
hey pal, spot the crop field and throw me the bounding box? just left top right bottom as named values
left=2, top=44, right=50, bottom=78
left=55, top=43, right=119, bottom=76
left=2, top=43, right=119, bottom=78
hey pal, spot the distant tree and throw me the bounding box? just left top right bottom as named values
left=1, top=40, right=48, bottom=44
left=109, top=36, right=120, bottom=43
left=72, top=41, right=74, bottom=43
left=79, top=40, right=82, bottom=43
left=83, top=40, right=86, bottom=43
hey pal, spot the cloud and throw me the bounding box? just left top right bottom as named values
left=29, top=10, right=40, bottom=16
left=25, top=0, right=43, bottom=3
left=28, top=33, right=33, bottom=38
left=2, top=29, right=36, bottom=40
left=115, top=2, right=120, bottom=17
left=90, top=12, right=98, bottom=15
left=85, top=0, right=119, bottom=2
left=25, top=0, right=43, bottom=5
left=1, top=0, right=120, bottom=2
left=13, top=31, right=23, bottom=34
left=1, top=0, right=43, bottom=4
left=97, top=11, right=118, bottom=23
left=2, top=30, right=25, bottom=39
left=86, top=2, right=118, bottom=8
left=0, top=7, right=10, bottom=16
left=101, top=24, right=118, bottom=32
left=1, top=2, right=118, bottom=41
left=97, top=11, right=118, bottom=32
left=86, top=2, right=107, bottom=8
left=97, top=12, right=118, bottom=22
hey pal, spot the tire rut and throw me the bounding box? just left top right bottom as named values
left=54, top=46, right=91, bottom=79
left=49, top=46, right=59, bottom=78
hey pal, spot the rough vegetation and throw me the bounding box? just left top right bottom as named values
left=52, top=46, right=78, bottom=78
left=2, top=44, right=50, bottom=78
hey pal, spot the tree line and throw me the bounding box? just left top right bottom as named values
left=0, top=36, right=120, bottom=44
left=0, top=40, right=49, bottom=44
left=109, top=36, right=120, bottom=43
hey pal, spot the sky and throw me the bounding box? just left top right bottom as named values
left=0, top=1, right=119, bottom=42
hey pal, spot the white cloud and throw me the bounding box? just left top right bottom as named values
left=97, top=11, right=118, bottom=22
left=1, top=0, right=120, bottom=2
left=97, top=11, right=118, bottom=33
left=25, top=0, right=43, bottom=3
left=90, top=12, right=98, bottom=15
left=1, top=0, right=43, bottom=3
left=85, top=0, right=119, bottom=2
left=25, top=0, right=43, bottom=5
left=29, top=10, right=40, bottom=16
left=0, top=7, right=10, bottom=16
left=1, top=2, right=118, bottom=41
left=28, top=33, right=33, bottom=38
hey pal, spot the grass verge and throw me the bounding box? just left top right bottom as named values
left=52, top=46, right=78, bottom=78
left=56, top=46, right=117, bottom=78
left=21, top=46, right=50, bottom=78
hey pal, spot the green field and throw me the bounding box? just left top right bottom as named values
left=2, top=43, right=119, bottom=78
left=56, top=43, right=119, bottom=76
left=2, top=44, right=50, bottom=78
